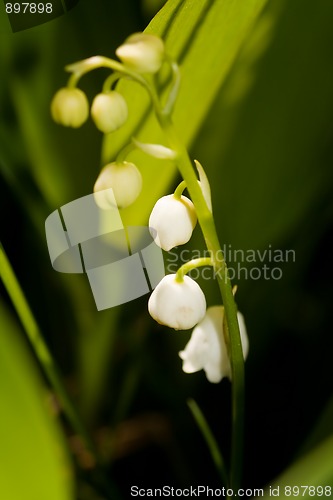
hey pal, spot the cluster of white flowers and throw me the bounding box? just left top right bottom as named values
left=51, top=33, right=166, bottom=210
left=51, top=31, right=249, bottom=384
left=51, top=87, right=128, bottom=131
left=147, top=189, right=249, bottom=383
left=51, top=33, right=165, bottom=130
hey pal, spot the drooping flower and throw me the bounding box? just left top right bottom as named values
left=116, top=32, right=165, bottom=74
left=91, top=91, right=128, bottom=134
left=93, top=161, right=142, bottom=209
left=51, top=87, right=89, bottom=128
left=148, top=274, right=206, bottom=330
left=179, top=306, right=249, bottom=383
left=149, top=194, right=197, bottom=251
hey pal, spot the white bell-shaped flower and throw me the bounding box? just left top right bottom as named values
left=116, top=33, right=165, bottom=74
left=179, top=306, right=249, bottom=383
left=51, top=87, right=89, bottom=128
left=148, top=274, right=206, bottom=330
left=93, top=161, right=142, bottom=209
left=91, top=91, right=128, bottom=134
left=149, top=194, right=197, bottom=251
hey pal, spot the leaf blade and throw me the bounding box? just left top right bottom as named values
left=101, top=0, right=268, bottom=227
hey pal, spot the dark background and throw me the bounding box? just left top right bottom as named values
left=1, top=0, right=333, bottom=497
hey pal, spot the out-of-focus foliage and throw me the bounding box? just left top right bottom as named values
left=0, top=301, right=73, bottom=500
left=1, top=0, right=333, bottom=496
left=265, top=435, right=333, bottom=497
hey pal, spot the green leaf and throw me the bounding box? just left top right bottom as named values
left=187, top=398, right=228, bottom=487
left=101, top=0, right=268, bottom=228
left=261, top=435, right=333, bottom=497
left=193, top=0, right=333, bottom=250
left=0, top=300, right=74, bottom=500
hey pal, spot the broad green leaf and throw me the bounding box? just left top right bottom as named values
left=102, top=0, right=268, bottom=228
left=193, top=0, right=333, bottom=250
left=260, top=435, right=333, bottom=497
left=0, top=300, right=74, bottom=500
left=298, top=397, right=333, bottom=457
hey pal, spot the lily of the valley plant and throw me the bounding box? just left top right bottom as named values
left=51, top=31, right=248, bottom=490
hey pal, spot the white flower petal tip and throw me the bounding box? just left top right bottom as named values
left=179, top=306, right=249, bottom=383
left=148, top=274, right=206, bottom=330
left=195, top=160, right=212, bottom=212
left=149, top=194, right=197, bottom=251
left=93, top=161, right=142, bottom=209
left=91, top=91, right=128, bottom=134
left=132, top=138, right=177, bottom=159
left=116, top=33, right=165, bottom=74
left=51, top=87, right=89, bottom=128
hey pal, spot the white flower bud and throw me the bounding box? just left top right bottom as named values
left=91, top=91, right=128, bottom=134
left=149, top=195, right=197, bottom=251
left=93, top=161, right=142, bottom=209
left=148, top=274, right=206, bottom=330
left=179, top=306, right=249, bottom=383
left=116, top=32, right=165, bottom=74
left=51, top=87, right=89, bottom=128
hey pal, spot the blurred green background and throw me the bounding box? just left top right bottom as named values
left=1, top=0, right=333, bottom=498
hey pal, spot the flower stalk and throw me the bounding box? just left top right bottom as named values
left=173, top=180, right=187, bottom=200
left=149, top=97, right=245, bottom=492
left=52, top=32, right=246, bottom=492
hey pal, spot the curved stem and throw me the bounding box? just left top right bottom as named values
left=173, top=180, right=187, bottom=199
left=65, top=56, right=161, bottom=111
left=116, top=142, right=136, bottom=163
left=102, top=72, right=122, bottom=93
left=176, top=257, right=213, bottom=282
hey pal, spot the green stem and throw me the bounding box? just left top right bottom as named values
left=116, top=142, right=136, bottom=163
left=173, top=179, right=187, bottom=199
left=0, top=243, right=98, bottom=463
left=65, top=56, right=160, bottom=109
left=176, top=257, right=213, bottom=282
left=154, top=110, right=245, bottom=491
left=102, top=72, right=122, bottom=93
